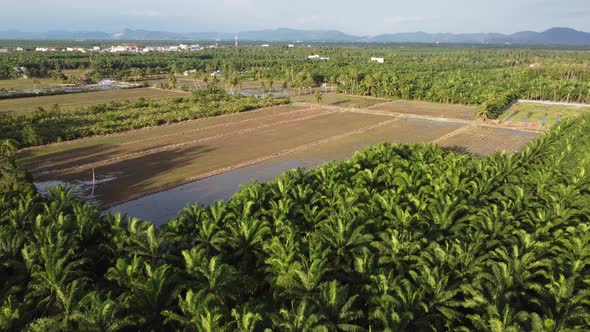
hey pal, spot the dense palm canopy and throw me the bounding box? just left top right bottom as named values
left=3, top=46, right=590, bottom=116
left=1, top=108, right=589, bottom=330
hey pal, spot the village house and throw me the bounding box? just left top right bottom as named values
left=371, top=57, right=385, bottom=63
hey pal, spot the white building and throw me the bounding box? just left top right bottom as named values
left=371, top=57, right=385, bottom=63
left=308, top=55, right=330, bottom=60
left=110, top=46, right=128, bottom=53
left=183, top=69, right=198, bottom=76
left=288, top=44, right=294, bottom=48
left=261, top=44, right=270, bottom=47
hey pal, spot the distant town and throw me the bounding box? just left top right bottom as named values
left=0, top=42, right=328, bottom=54
left=0, top=43, right=222, bottom=53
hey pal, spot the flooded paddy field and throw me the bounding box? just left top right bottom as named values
left=499, top=101, right=590, bottom=127
left=18, top=96, right=541, bottom=223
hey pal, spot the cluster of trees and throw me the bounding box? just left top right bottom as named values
left=3, top=46, right=590, bottom=117
left=0, top=88, right=289, bottom=147
left=1, top=111, right=589, bottom=330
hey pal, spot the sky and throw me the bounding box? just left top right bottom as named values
left=1, top=0, right=590, bottom=35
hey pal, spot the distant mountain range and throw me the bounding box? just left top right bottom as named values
left=1, top=27, right=590, bottom=45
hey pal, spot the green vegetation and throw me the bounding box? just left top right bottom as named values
left=0, top=88, right=288, bottom=147
left=0, top=87, right=188, bottom=114
left=1, top=44, right=590, bottom=331
left=501, top=102, right=590, bottom=126
left=2, top=46, right=590, bottom=118
left=1, top=112, right=589, bottom=330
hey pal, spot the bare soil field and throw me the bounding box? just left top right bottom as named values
left=21, top=102, right=539, bottom=208
left=437, top=126, right=538, bottom=155
left=22, top=106, right=390, bottom=206
left=369, top=100, right=477, bottom=120
left=0, top=88, right=189, bottom=114
left=292, top=94, right=388, bottom=108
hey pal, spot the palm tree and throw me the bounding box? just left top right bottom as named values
left=320, top=216, right=373, bottom=270
left=230, top=302, right=263, bottom=332
left=317, top=280, right=365, bottom=331
left=70, top=292, right=136, bottom=331
left=0, top=139, right=18, bottom=158
left=126, top=263, right=183, bottom=329
left=163, top=289, right=225, bottom=331
left=314, top=92, right=323, bottom=107
left=183, top=250, right=237, bottom=301
left=276, top=300, right=325, bottom=332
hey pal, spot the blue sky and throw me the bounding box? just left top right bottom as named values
left=2, top=0, right=589, bottom=34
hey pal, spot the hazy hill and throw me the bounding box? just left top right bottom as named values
left=1, top=27, right=590, bottom=45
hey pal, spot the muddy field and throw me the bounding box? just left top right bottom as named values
left=22, top=105, right=390, bottom=206
left=21, top=98, right=540, bottom=209
left=437, top=126, right=538, bottom=155
left=292, top=93, right=388, bottom=108
left=0, top=88, right=189, bottom=114
left=368, top=100, right=477, bottom=120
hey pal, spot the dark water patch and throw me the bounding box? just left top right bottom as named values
left=104, top=158, right=324, bottom=225
left=522, top=112, right=533, bottom=123
left=540, top=114, right=548, bottom=124
left=506, top=112, right=519, bottom=121
left=35, top=172, right=120, bottom=205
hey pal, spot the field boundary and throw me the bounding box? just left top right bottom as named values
left=112, top=107, right=320, bottom=148
left=517, top=99, right=590, bottom=107
left=432, top=124, right=474, bottom=144
left=31, top=109, right=333, bottom=175
left=18, top=104, right=298, bottom=153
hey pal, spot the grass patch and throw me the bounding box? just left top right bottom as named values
left=0, top=88, right=189, bottom=114
left=500, top=102, right=590, bottom=127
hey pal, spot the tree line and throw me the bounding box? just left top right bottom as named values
left=2, top=46, right=590, bottom=118
left=0, top=88, right=288, bottom=147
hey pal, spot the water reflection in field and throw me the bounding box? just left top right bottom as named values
left=104, top=158, right=323, bottom=225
